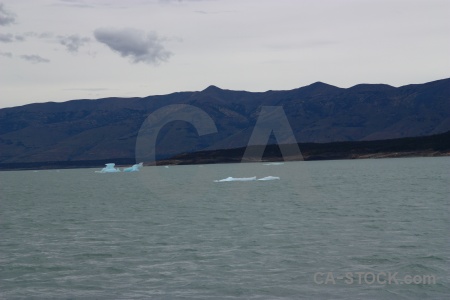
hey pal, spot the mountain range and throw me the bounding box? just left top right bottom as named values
left=0, top=78, right=449, bottom=166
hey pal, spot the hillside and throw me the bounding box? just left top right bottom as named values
left=0, top=78, right=449, bottom=165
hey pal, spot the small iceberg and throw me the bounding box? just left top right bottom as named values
left=123, top=162, right=143, bottom=172
left=214, top=176, right=280, bottom=182
left=263, top=162, right=284, bottom=166
left=214, top=176, right=257, bottom=182
left=257, top=176, right=280, bottom=181
left=95, top=163, right=121, bottom=173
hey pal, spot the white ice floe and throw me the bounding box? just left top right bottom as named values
left=214, top=176, right=257, bottom=182
left=213, top=176, right=280, bottom=182
left=263, top=162, right=284, bottom=166
left=123, top=162, right=143, bottom=172
left=95, top=163, right=121, bottom=173
left=257, top=176, right=280, bottom=181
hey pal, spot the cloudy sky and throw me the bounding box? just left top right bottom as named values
left=0, top=0, right=449, bottom=108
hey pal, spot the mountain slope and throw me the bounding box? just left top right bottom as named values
left=0, top=78, right=449, bottom=164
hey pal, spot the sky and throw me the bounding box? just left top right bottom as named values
left=0, top=0, right=449, bottom=108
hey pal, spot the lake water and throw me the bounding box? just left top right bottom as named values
left=1, top=157, right=449, bottom=299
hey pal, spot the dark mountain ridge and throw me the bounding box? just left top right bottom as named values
left=0, top=78, right=449, bottom=165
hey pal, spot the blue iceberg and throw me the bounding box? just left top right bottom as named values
left=123, top=162, right=143, bottom=172
left=95, top=163, right=121, bottom=173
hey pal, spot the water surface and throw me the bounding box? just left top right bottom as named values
left=1, top=157, right=449, bottom=299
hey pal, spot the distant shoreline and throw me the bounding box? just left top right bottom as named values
left=157, top=131, right=450, bottom=165
left=158, top=150, right=450, bottom=166
left=1, top=131, right=449, bottom=171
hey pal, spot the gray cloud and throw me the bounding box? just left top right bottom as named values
left=94, top=27, right=172, bottom=65
left=24, top=31, right=54, bottom=39
left=39, top=32, right=54, bottom=39
left=58, top=34, right=90, bottom=52
left=0, top=51, right=12, bottom=57
left=14, top=34, right=25, bottom=41
left=20, top=54, right=50, bottom=63
left=23, top=32, right=38, bottom=38
left=0, top=33, right=13, bottom=42
left=0, top=3, right=16, bottom=26
left=1, top=30, right=90, bottom=53
left=54, top=0, right=93, bottom=8
left=54, top=0, right=130, bottom=9
left=0, top=33, right=33, bottom=43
